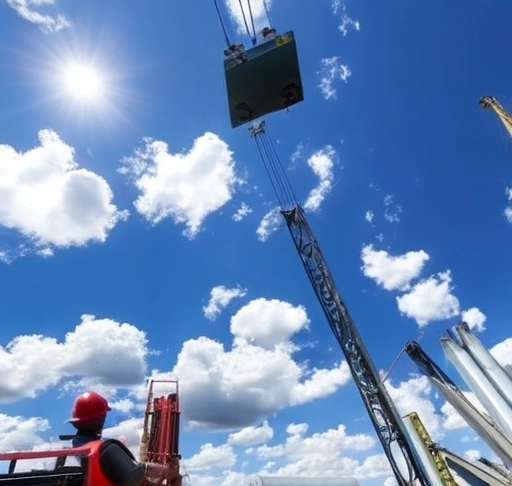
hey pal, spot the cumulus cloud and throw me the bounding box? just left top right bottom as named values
left=396, top=271, right=460, bottom=327
left=440, top=400, right=468, bottom=430
left=230, top=298, right=309, bottom=349
left=256, top=206, right=282, bottom=242
left=461, top=308, right=486, bottom=333
left=0, top=129, right=127, bottom=256
left=490, top=338, right=512, bottom=375
left=228, top=421, right=273, bottom=447
left=7, top=0, right=71, bottom=33
left=203, top=285, right=248, bottom=321
left=121, top=133, right=240, bottom=239
left=303, top=145, right=336, bottom=212
left=318, top=57, right=352, bottom=100
left=171, top=298, right=350, bottom=428
left=385, top=375, right=443, bottom=440
left=0, top=414, right=50, bottom=452
left=257, top=422, right=376, bottom=477
left=185, top=443, right=236, bottom=471
left=361, top=245, right=429, bottom=291
left=0, top=314, right=148, bottom=403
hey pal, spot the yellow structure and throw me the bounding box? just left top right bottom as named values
left=405, top=412, right=459, bottom=486
left=480, top=95, right=512, bottom=138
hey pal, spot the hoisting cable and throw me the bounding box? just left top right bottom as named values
left=262, top=0, right=272, bottom=29
left=213, top=0, right=232, bottom=48
left=238, top=0, right=257, bottom=46
left=246, top=0, right=257, bottom=46
left=249, top=121, right=297, bottom=210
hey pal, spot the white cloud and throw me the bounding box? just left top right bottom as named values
left=7, top=0, right=71, bottom=33
left=461, top=307, right=486, bottom=332
left=318, top=57, right=352, bottom=100
left=334, top=4, right=361, bottom=37
left=361, top=244, right=429, bottom=291
left=365, top=210, right=374, bottom=224
left=0, top=414, right=50, bottom=452
left=185, top=443, right=236, bottom=471
left=257, top=422, right=376, bottom=477
left=121, top=133, right=240, bottom=239
left=441, top=400, right=469, bottom=430
left=0, top=129, right=127, bottom=255
left=396, top=271, right=460, bottom=327
left=171, top=298, right=350, bottom=429
left=228, top=421, right=273, bottom=447
left=353, top=454, right=392, bottom=479
left=490, top=337, right=512, bottom=375
left=0, top=314, right=148, bottom=403
left=385, top=375, right=443, bottom=441
left=303, top=145, right=336, bottom=212
left=256, top=206, right=282, bottom=242
left=230, top=298, right=309, bottom=349
left=232, top=202, right=252, bottom=222
left=103, top=417, right=144, bottom=457
left=289, top=362, right=351, bottom=406
left=203, top=285, right=248, bottom=321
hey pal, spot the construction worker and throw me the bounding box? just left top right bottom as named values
left=68, top=391, right=112, bottom=447
left=68, top=391, right=146, bottom=486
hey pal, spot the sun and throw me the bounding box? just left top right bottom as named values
left=62, top=62, right=103, bottom=100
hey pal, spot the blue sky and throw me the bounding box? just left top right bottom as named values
left=1, top=1, right=512, bottom=485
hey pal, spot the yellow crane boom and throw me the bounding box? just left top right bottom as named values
left=405, top=412, right=459, bottom=486
left=480, top=95, right=512, bottom=138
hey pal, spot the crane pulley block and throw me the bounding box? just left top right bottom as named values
left=224, top=31, right=304, bottom=128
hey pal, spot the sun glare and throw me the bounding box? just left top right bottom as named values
left=63, top=62, right=103, bottom=100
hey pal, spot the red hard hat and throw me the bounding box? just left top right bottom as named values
left=69, top=391, right=111, bottom=424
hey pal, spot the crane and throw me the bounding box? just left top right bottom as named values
left=479, top=96, right=512, bottom=138
left=249, top=120, right=430, bottom=486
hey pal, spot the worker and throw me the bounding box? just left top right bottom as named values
left=68, top=391, right=146, bottom=486
left=68, top=391, right=112, bottom=447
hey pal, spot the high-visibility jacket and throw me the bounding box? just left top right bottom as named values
left=77, top=439, right=144, bottom=486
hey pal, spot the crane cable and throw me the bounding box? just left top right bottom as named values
left=249, top=121, right=298, bottom=211
left=263, top=0, right=272, bottom=29
left=238, top=0, right=257, bottom=46
left=213, top=0, right=232, bottom=47
left=214, top=0, right=273, bottom=48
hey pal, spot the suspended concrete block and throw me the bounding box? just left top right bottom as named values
left=224, top=30, right=304, bottom=128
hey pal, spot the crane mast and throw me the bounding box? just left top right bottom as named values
left=249, top=121, right=429, bottom=486
left=479, top=95, right=512, bottom=138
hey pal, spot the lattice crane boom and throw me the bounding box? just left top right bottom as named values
left=250, top=122, right=430, bottom=486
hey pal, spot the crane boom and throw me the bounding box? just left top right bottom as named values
left=282, top=205, right=428, bottom=486
left=249, top=121, right=429, bottom=486
left=479, top=95, right=512, bottom=138
left=404, top=412, right=459, bottom=486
